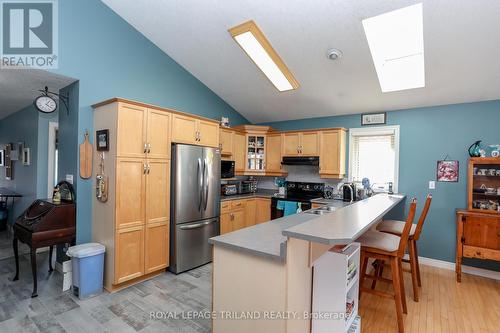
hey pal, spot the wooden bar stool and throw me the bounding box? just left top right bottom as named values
left=357, top=198, right=417, bottom=333
left=374, top=194, right=432, bottom=301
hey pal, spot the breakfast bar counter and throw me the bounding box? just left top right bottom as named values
left=210, top=194, right=406, bottom=333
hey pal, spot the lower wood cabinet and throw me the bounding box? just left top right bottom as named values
left=455, top=210, right=500, bottom=282
left=115, top=226, right=144, bottom=284
left=244, top=199, right=257, bottom=227
left=255, top=198, right=271, bottom=224
left=145, top=221, right=169, bottom=274
left=220, top=197, right=272, bottom=234
left=220, top=208, right=245, bottom=235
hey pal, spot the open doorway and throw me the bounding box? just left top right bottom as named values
left=0, top=68, right=76, bottom=260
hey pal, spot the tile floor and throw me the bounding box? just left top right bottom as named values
left=0, top=251, right=212, bottom=332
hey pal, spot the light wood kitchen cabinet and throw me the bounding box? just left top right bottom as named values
left=220, top=212, right=232, bottom=235
left=198, top=120, right=219, bottom=147
left=244, top=199, right=257, bottom=227
left=145, top=221, right=169, bottom=273
left=116, top=103, right=147, bottom=158
left=171, top=113, right=219, bottom=148
left=283, top=133, right=300, bottom=156
left=145, top=160, right=170, bottom=224
left=234, top=131, right=246, bottom=174
left=115, top=225, right=144, bottom=284
left=255, top=198, right=271, bottom=224
left=93, top=98, right=172, bottom=292
left=171, top=114, right=197, bottom=145
left=219, top=128, right=234, bottom=156
left=220, top=207, right=245, bottom=234
left=311, top=203, right=325, bottom=209
left=115, top=158, right=146, bottom=229
left=300, top=131, right=319, bottom=156
left=282, top=131, right=319, bottom=156
left=147, top=109, right=171, bottom=159
left=319, top=129, right=346, bottom=179
left=265, top=133, right=283, bottom=175
left=116, top=104, right=171, bottom=159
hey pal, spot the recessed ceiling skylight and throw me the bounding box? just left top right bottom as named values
left=362, top=3, right=425, bottom=93
left=229, top=20, right=299, bottom=92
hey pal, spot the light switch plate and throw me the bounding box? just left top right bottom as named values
left=66, top=174, right=74, bottom=184
left=429, top=181, right=435, bottom=190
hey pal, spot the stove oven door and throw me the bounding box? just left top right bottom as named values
left=271, top=197, right=312, bottom=219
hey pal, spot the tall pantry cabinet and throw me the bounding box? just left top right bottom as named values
left=92, top=99, right=171, bottom=291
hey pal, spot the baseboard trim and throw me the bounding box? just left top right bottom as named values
left=403, top=254, right=500, bottom=281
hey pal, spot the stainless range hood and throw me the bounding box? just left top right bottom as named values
left=281, top=156, right=319, bottom=166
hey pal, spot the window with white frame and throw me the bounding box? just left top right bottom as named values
left=348, top=126, right=400, bottom=192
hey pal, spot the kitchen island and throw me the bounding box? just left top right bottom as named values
left=209, top=193, right=405, bottom=333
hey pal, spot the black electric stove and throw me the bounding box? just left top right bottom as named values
left=271, top=181, right=324, bottom=219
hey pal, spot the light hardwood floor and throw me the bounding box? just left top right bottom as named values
left=359, top=263, right=500, bottom=332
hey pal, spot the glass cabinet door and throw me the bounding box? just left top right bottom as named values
left=247, top=135, right=266, bottom=171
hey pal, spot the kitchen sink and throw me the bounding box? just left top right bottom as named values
left=305, top=207, right=336, bottom=215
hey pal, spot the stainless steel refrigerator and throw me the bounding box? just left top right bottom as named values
left=169, top=144, right=221, bottom=273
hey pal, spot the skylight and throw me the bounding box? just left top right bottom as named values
left=362, top=3, right=425, bottom=92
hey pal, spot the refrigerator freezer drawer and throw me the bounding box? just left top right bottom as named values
left=169, top=217, right=219, bottom=274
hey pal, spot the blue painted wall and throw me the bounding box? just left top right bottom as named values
left=261, top=100, right=500, bottom=271
left=50, top=0, right=248, bottom=243
left=0, top=105, right=40, bottom=222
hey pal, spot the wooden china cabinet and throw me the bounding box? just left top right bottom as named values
left=455, top=157, right=500, bottom=282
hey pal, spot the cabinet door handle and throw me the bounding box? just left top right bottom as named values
left=147, top=163, right=151, bottom=174
left=144, top=143, right=148, bottom=153
left=143, top=163, right=147, bottom=174
left=147, top=143, right=151, bottom=153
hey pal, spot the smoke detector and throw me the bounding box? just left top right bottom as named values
left=327, top=48, right=343, bottom=60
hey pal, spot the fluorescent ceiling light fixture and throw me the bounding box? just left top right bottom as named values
left=229, top=20, right=299, bottom=92
left=362, top=3, right=425, bottom=92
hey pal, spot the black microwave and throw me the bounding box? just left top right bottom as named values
left=221, top=160, right=235, bottom=179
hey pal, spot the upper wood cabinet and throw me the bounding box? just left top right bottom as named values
left=319, top=129, right=346, bottom=179
left=116, top=104, right=170, bottom=159
left=234, top=132, right=246, bottom=173
left=219, top=128, right=234, bottom=156
left=171, top=114, right=219, bottom=148
left=146, top=109, right=171, bottom=159
left=266, top=133, right=283, bottom=175
left=282, top=131, right=319, bottom=156
left=301, top=132, right=319, bottom=156
left=117, top=104, right=147, bottom=158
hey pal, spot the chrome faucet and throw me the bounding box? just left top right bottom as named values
left=341, top=183, right=354, bottom=203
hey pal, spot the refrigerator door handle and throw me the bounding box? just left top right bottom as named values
left=178, top=219, right=217, bottom=230
left=203, top=158, right=209, bottom=210
left=197, top=158, right=203, bottom=211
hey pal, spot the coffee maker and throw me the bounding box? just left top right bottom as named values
left=342, top=183, right=357, bottom=202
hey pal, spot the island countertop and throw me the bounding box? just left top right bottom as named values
left=209, top=193, right=405, bottom=261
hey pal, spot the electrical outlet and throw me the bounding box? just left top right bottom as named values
left=429, top=181, right=435, bottom=190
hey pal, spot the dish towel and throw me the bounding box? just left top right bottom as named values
left=276, top=200, right=285, bottom=211
left=283, top=201, right=298, bottom=216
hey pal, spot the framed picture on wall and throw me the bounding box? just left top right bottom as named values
left=96, top=129, right=109, bottom=151
left=437, top=160, right=459, bottom=182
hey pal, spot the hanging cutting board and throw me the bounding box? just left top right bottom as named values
left=79, top=131, right=93, bottom=179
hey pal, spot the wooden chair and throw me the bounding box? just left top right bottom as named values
left=357, top=198, right=417, bottom=333
left=374, top=194, right=432, bottom=301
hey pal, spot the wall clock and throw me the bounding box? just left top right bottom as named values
left=34, top=94, right=58, bottom=113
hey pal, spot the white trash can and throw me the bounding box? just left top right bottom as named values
left=66, top=243, right=105, bottom=299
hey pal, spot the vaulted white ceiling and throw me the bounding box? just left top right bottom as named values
left=102, top=0, right=500, bottom=123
